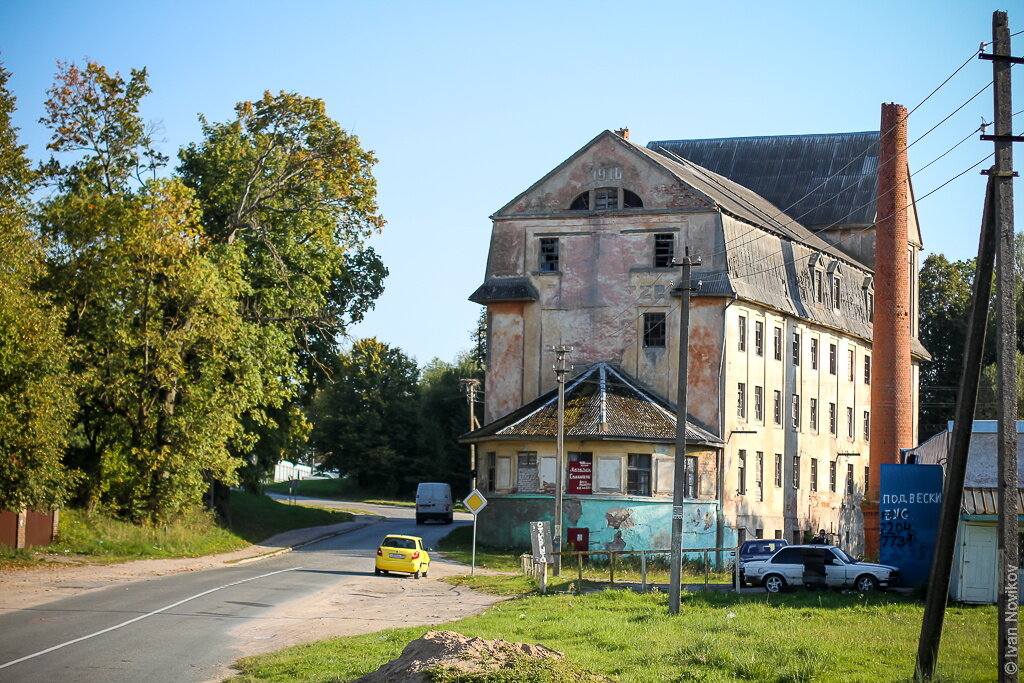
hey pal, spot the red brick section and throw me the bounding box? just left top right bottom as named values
left=863, top=103, right=913, bottom=557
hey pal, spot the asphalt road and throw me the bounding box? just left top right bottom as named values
left=0, top=499, right=472, bottom=683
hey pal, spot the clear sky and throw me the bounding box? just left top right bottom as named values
left=1, top=0, right=1019, bottom=365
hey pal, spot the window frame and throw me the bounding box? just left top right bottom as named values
left=738, top=316, right=747, bottom=352
left=539, top=237, right=559, bottom=273
left=737, top=382, right=747, bottom=419
left=654, top=233, right=675, bottom=268
left=773, top=326, right=783, bottom=360
left=791, top=393, right=800, bottom=430
left=643, top=312, right=667, bottom=348
left=755, top=320, right=764, bottom=356
left=810, top=337, right=819, bottom=370
left=737, top=450, right=747, bottom=495
left=793, top=455, right=801, bottom=489
left=810, top=458, right=818, bottom=492
left=792, top=332, right=801, bottom=366
left=774, top=453, right=783, bottom=488
left=773, top=390, right=782, bottom=425
left=754, top=385, right=764, bottom=422
left=627, top=453, right=652, bottom=496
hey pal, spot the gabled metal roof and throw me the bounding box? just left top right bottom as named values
left=469, top=277, right=539, bottom=304
left=459, top=362, right=722, bottom=446
left=962, top=487, right=1024, bottom=516
left=647, top=132, right=880, bottom=231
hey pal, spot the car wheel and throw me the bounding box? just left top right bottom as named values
left=415, top=515, right=423, bottom=525
left=413, top=569, right=421, bottom=579
left=374, top=568, right=381, bottom=576
left=855, top=574, right=879, bottom=592
left=447, top=513, right=453, bottom=524
left=422, top=565, right=429, bottom=578
left=763, top=574, right=787, bottom=594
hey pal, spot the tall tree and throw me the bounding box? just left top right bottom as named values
left=39, top=62, right=275, bottom=521
left=917, top=253, right=980, bottom=439
left=178, top=91, right=388, bottom=486
left=0, top=63, right=77, bottom=511
left=311, top=338, right=419, bottom=496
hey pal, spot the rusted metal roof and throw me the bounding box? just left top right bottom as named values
left=647, top=132, right=880, bottom=231
left=469, top=277, right=539, bottom=304
left=962, top=487, right=1024, bottom=516
left=459, top=362, right=722, bottom=446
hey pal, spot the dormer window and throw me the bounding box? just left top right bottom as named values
left=828, top=263, right=842, bottom=311
left=863, top=276, right=874, bottom=323
left=808, top=254, right=825, bottom=303
left=568, top=188, right=643, bottom=211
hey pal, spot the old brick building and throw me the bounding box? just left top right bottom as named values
left=462, top=128, right=927, bottom=555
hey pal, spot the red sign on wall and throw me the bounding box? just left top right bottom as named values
left=567, top=453, right=592, bottom=494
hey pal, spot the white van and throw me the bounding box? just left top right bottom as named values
left=415, top=482, right=453, bottom=524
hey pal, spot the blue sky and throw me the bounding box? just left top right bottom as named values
left=1, top=0, right=1018, bottom=365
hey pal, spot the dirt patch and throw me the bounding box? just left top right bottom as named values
left=353, top=630, right=564, bottom=682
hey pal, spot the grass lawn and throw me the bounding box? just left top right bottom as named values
left=0, top=491, right=353, bottom=568
left=233, top=582, right=996, bottom=682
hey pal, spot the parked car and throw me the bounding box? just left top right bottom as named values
left=734, top=539, right=789, bottom=586
left=743, top=545, right=899, bottom=593
left=415, top=482, right=453, bottom=524
left=374, top=535, right=431, bottom=578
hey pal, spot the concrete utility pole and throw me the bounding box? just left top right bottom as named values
left=460, top=379, right=481, bottom=490
left=984, top=12, right=1020, bottom=682
left=669, top=250, right=700, bottom=615
left=550, top=345, right=572, bottom=576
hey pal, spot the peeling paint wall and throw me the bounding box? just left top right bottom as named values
left=477, top=494, right=722, bottom=552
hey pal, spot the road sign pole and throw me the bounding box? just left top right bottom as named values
left=471, top=513, right=477, bottom=575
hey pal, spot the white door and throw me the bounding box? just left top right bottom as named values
left=960, top=524, right=997, bottom=604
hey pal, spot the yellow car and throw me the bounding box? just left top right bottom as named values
left=374, top=534, right=430, bottom=578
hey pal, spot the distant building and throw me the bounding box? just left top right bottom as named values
left=462, top=128, right=927, bottom=554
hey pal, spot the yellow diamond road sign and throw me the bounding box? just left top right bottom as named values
left=463, top=489, right=488, bottom=515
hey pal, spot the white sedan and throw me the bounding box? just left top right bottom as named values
left=743, top=544, right=900, bottom=593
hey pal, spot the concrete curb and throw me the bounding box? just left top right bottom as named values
left=227, top=517, right=384, bottom=566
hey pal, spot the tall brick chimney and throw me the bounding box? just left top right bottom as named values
left=863, top=102, right=913, bottom=556
left=614, top=128, right=630, bottom=140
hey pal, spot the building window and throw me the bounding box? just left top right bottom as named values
left=738, top=450, right=747, bottom=495
left=773, top=326, right=783, bottom=360
left=594, top=187, right=618, bottom=210
left=847, top=463, right=855, bottom=494
left=847, top=406, right=854, bottom=439
left=774, top=453, right=783, bottom=487
left=773, top=390, right=782, bottom=425
left=539, top=238, right=559, bottom=272
left=756, top=451, right=765, bottom=502
left=829, top=402, right=837, bottom=435
left=815, top=269, right=824, bottom=302
left=627, top=454, right=652, bottom=496
left=754, top=386, right=764, bottom=422
left=810, top=338, right=819, bottom=370
left=791, top=394, right=800, bottom=430
left=793, top=455, right=801, bottom=489
left=832, top=276, right=841, bottom=310
left=738, top=316, right=747, bottom=351
left=684, top=455, right=697, bottom=498
left=866, top=290, right=875, bottom=323
left=754, top=320, right=764, bottom=356
left=654, top=233, right=674, bottom=268
left=830, top=461, right=837, bottom=492
left=848, top=348, right=855, bottom=382
left=517, top=452, right=539, bottom=493
left=485, top=452, right=496, bottom=492
left=737, top=383, right=747, bottom=419
left=829, top=343, right=837, bottom=375
left=811, top=458, right=819, bottom=492
left=792, top=332, right=801, bottom=366
left=643, top=312, right=666, bottom=347
left=864, top=411, right=871, bottom=441
left=865, top=466, right=871, bottom=491
left=864, top=355, right=871, bottom=384
left=809, top=398, right=818, bottom=431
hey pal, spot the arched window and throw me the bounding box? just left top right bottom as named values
left=567, top=188, right=644, bottom=211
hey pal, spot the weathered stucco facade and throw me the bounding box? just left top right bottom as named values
left=466, top=129, right=926, bottom=556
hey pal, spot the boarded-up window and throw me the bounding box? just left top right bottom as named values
left=655, top=457, right=674, bottom=495
left=496, top=456, right=512, bottom=490
left=597, top=456, right=622, bottom=492
left=539, top=455, right=556, bottom=491
left=517, top=452, right=538, bottom=492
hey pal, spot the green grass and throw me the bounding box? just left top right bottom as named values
left=437, top=525, right=731, bottom=584
left=4, top=491, right=354, bottom=567
left=233, top=584, right=996, bottom=682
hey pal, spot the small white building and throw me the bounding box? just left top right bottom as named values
left=911, top=420, right=1024, bottom=604
left=273, top=460, right=313, bottom=483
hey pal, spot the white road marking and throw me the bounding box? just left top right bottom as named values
left=0, top=566, right=301, bottom=670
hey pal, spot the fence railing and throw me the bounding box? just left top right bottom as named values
left=522, top=547, right=741, bottom=593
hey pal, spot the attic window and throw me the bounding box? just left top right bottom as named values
left=567, top=188, right=644, bottom=211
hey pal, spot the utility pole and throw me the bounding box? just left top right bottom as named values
left=669, top=250, right=700, bottom=615
left=984, top=12, right=1020, bottom=682
left=549, top=344, right=572, bottom=577
left=460, top=379, right=481, bottom=490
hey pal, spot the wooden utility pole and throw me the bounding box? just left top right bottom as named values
left=460, top=379, right=481, bottom=490
left=669, top=251, right=700, bottom=615
left=985, top=12, right=1021, bottom=682
left=550, top=345, right=572, bottom=576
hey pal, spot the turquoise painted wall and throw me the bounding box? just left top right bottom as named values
left=475, top=494, right=728, bottom=554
